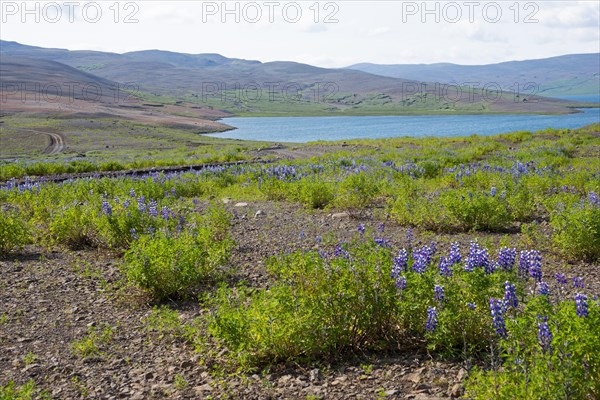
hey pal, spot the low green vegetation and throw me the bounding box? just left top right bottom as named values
left=0, top=380, right=49, bottom=400
left=71, top=323, right=115, bottom=358
left=1, top=122, right=599, bottom=398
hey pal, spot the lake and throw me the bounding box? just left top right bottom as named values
left=207, top=107, right=600, bottom=143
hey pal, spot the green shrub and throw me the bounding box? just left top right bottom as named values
left=466, top=296, right=600, bottom=399
left=208, top=240, right=399, bottom=366
left=550, top=197, right=600, bottom=261
left=122, top=209, right=234, bottom=299
left=334, top=172, right=381, bottom=209
left=0, top=209, right=31, bottom=255
left=443, top=189, right=511, bottom=232
left=47, top=206, right=97, bottom=249
left=297, top=179, right=334, bottom=209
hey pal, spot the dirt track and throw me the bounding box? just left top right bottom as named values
left=3, top=128, right=66, bottom=155
left=42, top=131, right=66, bottom=155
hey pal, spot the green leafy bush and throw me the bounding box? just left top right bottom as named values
left=208, top=240, right=399, bottom=366
left=122, top=207, right=234, bottom=299
left=550, top=196, right=600, bottom=261
left=0, top=209, right=31, bottom=255
left=466, top=296, right=600, bottom=399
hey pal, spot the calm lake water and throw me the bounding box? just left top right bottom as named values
left=207, top=107, right=600, bottom=143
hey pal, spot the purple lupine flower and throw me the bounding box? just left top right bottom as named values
left=396, top=276, right=407, bottom=290
left=122, top=199, right=130, bottom=209
left=377, top=222, right=385, bottom=233
left=537, top=316, right=552, bottom=352
left=575, top=293, right=588, bottom=318
left=467, top=302, right=477, bottom=310
left=193, top=197, right=199, bottom=205
left=101, top=200, right=112, bottom=216
left=426, top=307, right=438, bottom=333
left=538, top=281, right=550, bottom=296
left=448, top=242, right=461, bottom=265
left=504, top=281, right=518, bottom=308
left=171, top=187, right=176, bottom=197
left=147, top=227, right=156, bottom=236
left=130, top=228, right=138, bottom=240
left=392, top=249, right=409, bottom=278
left=490, top=298, right=507, bottom=338
left=434, top=285, right=445, bottom=303
left=375, top=237, right=391, bottom=248
left=520, top=250, right=542, bottom=281
left=429, top=242, right=438, bottom=256
left=129, top=188, right=136, bottom=198
left=333, top=244, right=350, bottom=259
left=299, top=230, right=305, bottom=239
left=438, top=256, right=453, bottom=278
left=412, top=245, right=433, bottom=274
left=465, top=241, right=489, bottom=272
left=588, top=191, right=599, bottom=206
left=555, top=273, right=567, bottom=285
left=357, top=224, right=365, bottom=237
left=137, top=196, right=146, bottom=213
left=318, top=250, right=329, bottom=259
left=316, top=236, right=322, bottom=244
left=161, top=206, right=172, bottom=220
left=497, top=247, right=516, bottom=271
left=148, top=200, right=158, bottom=217
left=490, top=187, right=497, bottom=197
left=406, top=228, right=413, bottom=250
left=528, top=250, right=542, bottom=282
left=573, top=277, right=584, bottom=289
left=518, top=250, right=529, bottom=276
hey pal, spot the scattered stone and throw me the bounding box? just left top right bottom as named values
left=277, top=375, right=292, bottom=386
left=234, top=202, right=248, bottom=207
left=255, top=210, right=267, bottom=218
left=180, top=360, right=194, bottom=369
left=309, top=368, right=323, bottom=382
left=194, top=383, right=213, bottom=395
left=331, top=212, right=349, bottom=219
left=385, top=389, right=398, bottom=396
left=221, top=197, right=232, bottom=204
left=450, top=383, right=463, bottom=398
left=407, top=372, right=422, bottom=384
left=456, top=368, right=467, bottom=381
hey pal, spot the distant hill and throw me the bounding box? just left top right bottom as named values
left=347, top=54, right=600, bottom=97
left=0, top=56, right=127, bottom=104
left=0, top=40, right=590, bottom=116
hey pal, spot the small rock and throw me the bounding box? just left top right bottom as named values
left=450, top=383, right=463, bottom=398
left=456, top=368, right=467, bottom=381
left=254, top=210, right=266, bottom=218
left=407, top=373, right=422, bottom=384
left=234, top=202, right=248, bottom=207
left=277, top=375, right=292, bottom=386
left=221, top=198, right=232, bottom=204
left=194, top=384, right=213, bottom=393
left=21, top=363, right=39, bottom=373
left=309, top=368, right=323, bottom=382
left=331, top=212, right=349, bottom=219
left=181, top=360, right=194, bottom=369
left=385, top=389, right=398, bottom=396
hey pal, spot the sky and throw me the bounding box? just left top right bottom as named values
left=1, top=1, right=599, bottom=67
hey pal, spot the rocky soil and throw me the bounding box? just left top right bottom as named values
left=2, top=201, right=598, bottom=399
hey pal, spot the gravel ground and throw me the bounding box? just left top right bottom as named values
left=2, top=201, right=598, bottom=399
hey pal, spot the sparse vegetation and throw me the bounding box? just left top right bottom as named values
left=2, top=123, right=599, bottom=398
